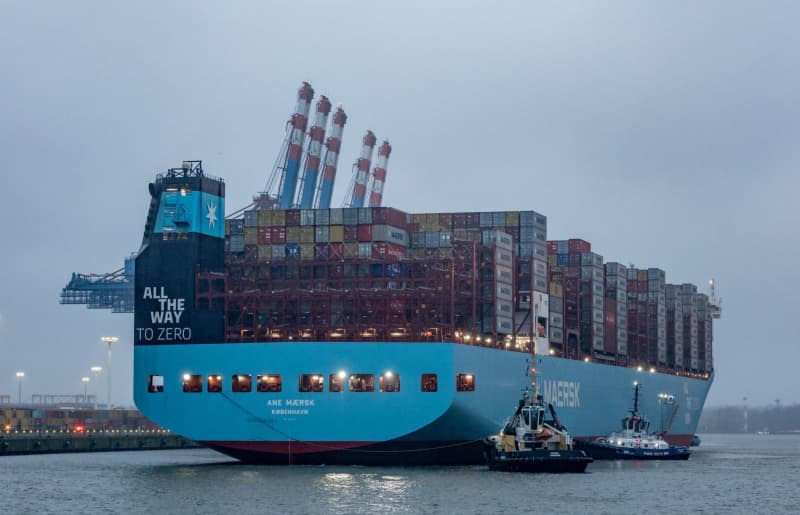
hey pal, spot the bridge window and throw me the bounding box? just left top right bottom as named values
left=207, top=374, right=223, bottom=393
left=329, top=372, right=345, bottom=392
left=380, top=372, right=400, bottom=392
left=299, top=374, right=324, bottom=392
left=148, top=375, right=164, bottom=393
left=456, top=373, right=475, bottom=392
left=421, top=373, right=438, bottom=392
left=257, top=374, right=282, bottom=392
left=232, top=374, right=252, bottom=392
left=182, top=374, right=202, bottom=393
left=349, top=374, right=374, bottom=392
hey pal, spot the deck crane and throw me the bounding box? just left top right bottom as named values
left=297, top=96, right=332, bottom=209
left=344, top=130, right=377, bottom=208
left=257, top=82, right=315, bottom=210
left=368, top=140, right=392, bottom=207
left=315, top=106, right=347, bottom=209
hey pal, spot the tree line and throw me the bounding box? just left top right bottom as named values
left=697, top=403, right=800, bottom=433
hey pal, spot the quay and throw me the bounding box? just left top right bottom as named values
left=1, top=404, right=200, bottom=455
left=0, top=429, right=200, bottom=456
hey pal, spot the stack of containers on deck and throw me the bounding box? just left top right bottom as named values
left=665, top=284, right=685, bottom=370
left=484, top=230, right=514, bottom=335
left=678, top=284, right=699, bottom=371
left=648, top=268, right=667, bottom=366
left=604, top=263, right=628, bottom=358
left=408, top=210, right=548, bottom=341
left=696, top=293, right=712, bottom=373
left=521, top=211, right=550, bottom=345
left=227, top=207, right=547, bottom=341
left=226, top=219, right=245, bottom=253
left=580, top=250, right=605, bottom=355
left=232, top=206, right=410, bottom=263
left=625, top=267, right=666, bottom=367
left=546, top=239, right=597, bottom=358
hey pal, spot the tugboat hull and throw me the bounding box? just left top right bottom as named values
left=578, top=441, right=690, bottom=460
left=484, top=442, right=593, bottom=473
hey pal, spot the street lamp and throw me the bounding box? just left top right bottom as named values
left=81, top=376, right=90, bottom=404
left=101, top=336, right=119, bottom=408
left=15, top=371, right=25, bottom=404
left=90, top=366, right=102, bottom=408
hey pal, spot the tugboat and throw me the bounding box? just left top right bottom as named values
left=483, top=390, right=593, bottom=473
left=578, top=382, right=691, bottom=460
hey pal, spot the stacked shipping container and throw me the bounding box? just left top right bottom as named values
left=223, top=207, right=713, bottom=373
left=221, top=207, right=548, bottom=347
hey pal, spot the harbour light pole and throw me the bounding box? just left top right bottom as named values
left=101, top=336, right=119, bottom=408
left=15, top=371, right=25, bottom=404
left=82, top=376, right=90, bottom=404
left=90, top=366, right=102, bottom=408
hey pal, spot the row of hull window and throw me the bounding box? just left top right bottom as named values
left=147, top=373, right=476, bottom=393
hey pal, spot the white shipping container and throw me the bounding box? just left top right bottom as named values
left=549, top=312, right=563, bottom=328
left=496, top=300, right=514, bottom=317
left=533, top=291, right=549, bottom=317
left=495, top=247, right=513, bottom=266
left=496, top=283, right=513, bottom=301
left=496, top=316, right=514, bottom=333
left=533, top=259, right=547, bottom=277
left=372, top=225, right=409, bottom=246
left=496, top=264, right=514, bottom=284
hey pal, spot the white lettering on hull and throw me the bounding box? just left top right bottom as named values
left=541, top=380, right=581, bottom=409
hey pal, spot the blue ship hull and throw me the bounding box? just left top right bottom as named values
left=133, top=342, right=712, bottom=465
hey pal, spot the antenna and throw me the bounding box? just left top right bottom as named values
left=708, top=278, right=722, bottom=319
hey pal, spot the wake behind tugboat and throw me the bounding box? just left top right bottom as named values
left=483, top=390, right=592, bottom=473
left=577, top=382, right=691, bottom=460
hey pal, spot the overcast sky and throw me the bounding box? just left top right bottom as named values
left=1, top=1, right=798, bottom=408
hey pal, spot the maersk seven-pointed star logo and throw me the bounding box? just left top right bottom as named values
left=206, top=201, right=217, bottom=229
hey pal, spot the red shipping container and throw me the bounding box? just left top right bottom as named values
left=257, top=227, right=271, bottom=245
left=465, top=213, right=481, bottom=228
left=387, top=208, right=408, bottom=229
left=568, top=238, right=591, bottom=253
left=329, top=243, right=343, bottom=259
left=372, top=242, right=407, bottom=259
left=270, top=227, right=286, bottom=243
left=285, top=209, right=301, bottom=226
left=438, top=213, right=453, bottom=228
left=344, top=226, right=358, bottom=242
left=453, top=213, right=467, bottom=228
left=546, top=241, right=558, bottom=254
left=357, top=225, right=373, bottom=242
left=372, top=207, right=388, bottom=224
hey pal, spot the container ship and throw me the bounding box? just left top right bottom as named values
left=63, top=83, right=718, bottom=465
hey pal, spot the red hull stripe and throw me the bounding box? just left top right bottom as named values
left=204, top=440, right=375, bottom=455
